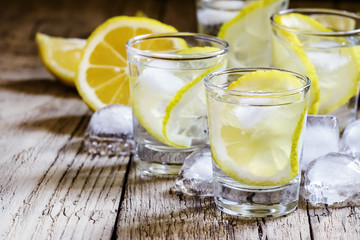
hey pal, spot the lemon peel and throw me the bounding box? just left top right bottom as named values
left=36, top=32, right=85, bottom=87
left=76, top=16, right=178, bottom=111
left=162, top=47, right=225, bottom=148
left=273, top=13, right=360, bottom=114
left=218, top=0, right=287, bottom=67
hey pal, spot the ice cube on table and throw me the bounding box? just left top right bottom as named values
left=83, top=104, right=134, bottom=156
left=340, top=119, right=360, bottom=158
left=175, top=147, right=213, bottom=196
left=301, top=115, right=340, bottom=171
left=302, top=152, right=360, bottom=207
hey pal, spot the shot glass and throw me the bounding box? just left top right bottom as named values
left=271, top=8, right=360, bottom=130
left=196, top=0, right=254, bottom=36
left=126, top=33, right=228, bottom=176
left=196, top=0, right=289, bottom=68
left=205, top=67, right=310, bottom=218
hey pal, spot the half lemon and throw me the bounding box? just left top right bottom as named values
left=76, top=16, right=178, bottom=111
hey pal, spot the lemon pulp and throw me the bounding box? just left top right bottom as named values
left=36, top=32, right=85, bottom=87
left=76, top=16, right=178, bottom=111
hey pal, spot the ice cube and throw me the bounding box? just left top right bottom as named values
left=340, top=119, right=360, bottom=157
left=138, top=67, right=185, bottom=94
left=307, top=50, right=350, bottom=73
left=301, top=115, right=339, bottom=171
left=175, top=147, right=213, bottom=196
left=83, top=104, right=134, bottom=156
left=302, top=152, right=360, bottom=207
left=197, top=5, right=241, bottom=26
left=226, top=98, right=277, bottom=129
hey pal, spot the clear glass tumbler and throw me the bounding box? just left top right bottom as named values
left=196, top=0, right=289, bottom=68
left=196, top=0, right=255, bottom=36
left=126, top=33, right=228, bottom=176
left=271, top=8, right=360, bottom=130
left=205, top=67, right=310, bottom=218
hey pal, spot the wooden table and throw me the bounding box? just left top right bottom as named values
left=1, top=0, right=360, bottom=239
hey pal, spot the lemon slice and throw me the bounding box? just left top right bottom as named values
left=133, top=46, right=225, bottom=146
left=36, top=32, right=85, bottom=87
left=76, top=16, right=177, bottom=111
left=162, top=46, right=225, bottom=148
left=131, top=65, right=186, bottom=145
left=273, top=13, right=360, bottom=114
left=218, top=0, right=287, bottom=67
left=311, top=14, right=356, bottom=31
left=208, top=70, right=308, bottom=186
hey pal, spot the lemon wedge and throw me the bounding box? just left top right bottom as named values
left=76, top=16, right=177, bottom=111
left=36, top=32, right=85, bottom=87
left=208, top=70, right=308, bottom=186
left=218, top=0, right=287, bottom=67
left=272, top=13, right=360, bottom=115
left=162, top=47, right=226, bottom=148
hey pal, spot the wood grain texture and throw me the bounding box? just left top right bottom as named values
left=1, top=0, right=360, bottom=239
left=117, top=162, right=313, bottom=240
left=0, top=76, right=131, bottom=239
left=0, top=0, right=131, bottom=239
left=308, top=206, right=360, bottom=239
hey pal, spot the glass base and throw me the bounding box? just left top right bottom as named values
left=135, top=157, right=183, bottom=176
left=134, top=142, right=195, bottom=176
left=214, top=195, right=298, bottom=218
left=213, top=162, right=300, bottom=218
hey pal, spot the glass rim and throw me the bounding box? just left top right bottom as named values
left=197, top=0, right=256, bottom=11
left=204, top=67, right=311, bottom=97
left=126, top=32, right=229, bottom=60
left=270, top=8, right=360, bottom=37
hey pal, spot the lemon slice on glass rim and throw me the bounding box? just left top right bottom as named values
left=132, top=46, right=226, bottom=147
left=272, top=12, right=360, bottom=114
left=218, top=0, right=288, bottom=67
left=210, top=70, right=308, bottom=186
left=162, top=46, right=226, bottom=148
left=76, top=16, right=178, bottom=111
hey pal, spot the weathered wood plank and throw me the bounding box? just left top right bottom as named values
left=0, top=0, right=134, bottom=238
left=1, top=0, right=360, bottom=239
left=116, top=161, right=312, bottom=240
left=308, top=205, right=360, bottom=239
left=0, top=75, right=130, bottom=239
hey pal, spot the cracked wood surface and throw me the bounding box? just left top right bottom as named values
left=0, top=0, right=360, bottom=239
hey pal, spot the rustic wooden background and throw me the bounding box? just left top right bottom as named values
left=1, top=0, right=360, bottom=239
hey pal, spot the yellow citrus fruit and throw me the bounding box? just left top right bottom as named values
left=208, top=70, right=308, bottom=186
left=132, top=46, right=225, bottom=146
left=273, top=13, right=360, bottom=115
left=218, top=0, right=287, bottom=67
left=76, top=16, right=178, bottom=111
left=162, top=47, right=226, bottom=148
left=36, top=32, right=85, bottom=87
